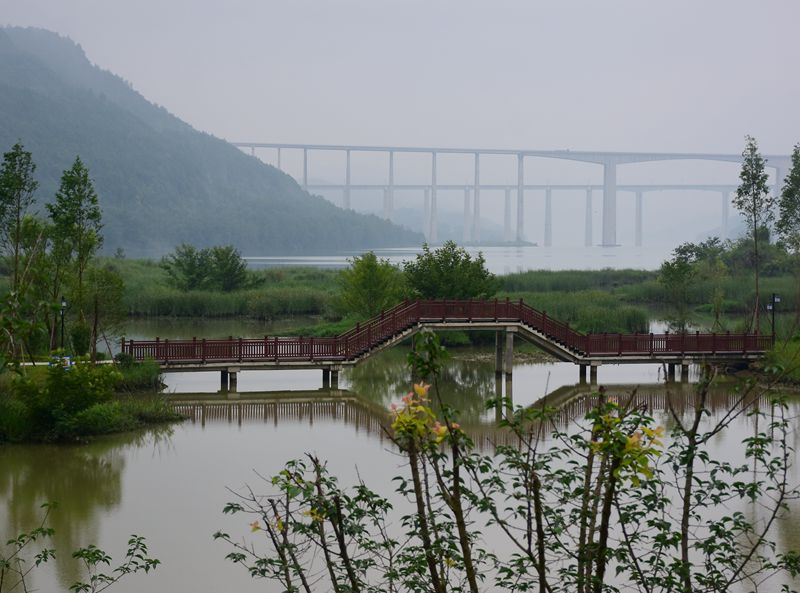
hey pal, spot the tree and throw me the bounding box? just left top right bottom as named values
left=732, top=136, right=774, bottom=333
left=403, top=241, right=496, bottom=299
left=160, top=244, right=210, bottom=291
left=0, top=142, right=38, bottom=291
left=85, top=265, right=127, bottom=361
left=776, top=144, right=800, bottom=320
left=337, top=251, right=405, bottom=318
left=47, top=157, right=103, bottom=320
left=207, top=245, right=249, bottom=292
left=658, top=248, right=696, bottom=332
left=217, top=335, right=800, bottom=593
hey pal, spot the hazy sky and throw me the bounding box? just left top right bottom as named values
left=2, top=0, right=799, bottom=247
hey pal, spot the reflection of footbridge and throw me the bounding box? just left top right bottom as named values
left=125, top=299, right=770, bottom=392
left=233, top=141, right=791, bottom=246
left=170, top=382, right=768, bottom=450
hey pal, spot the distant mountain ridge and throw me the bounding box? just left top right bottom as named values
left=0, top=27, right=422, bottom=257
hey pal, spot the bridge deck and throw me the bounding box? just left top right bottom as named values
left=123, top=299, right=770, bottom=370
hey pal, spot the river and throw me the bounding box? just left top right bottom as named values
left=2, top=345, right=799, bottom=592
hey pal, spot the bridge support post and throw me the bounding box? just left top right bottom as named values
left=544, top=186, right=552, bottom=247
left=590, top=363, right=599, bottom=385
left=322, top=368, right=330, bottom=388
left=667, top=363, right=676, bottom=382
left=331, top=369, right=339, bottom=389
left=516, top=154, right=525, bottom=242
left=220, top=370, right=229, bottom=392
left=680, top=362, right=689, bottom=383
left=504, top=188, right=512, bottom=242
left=495, top=331, right=504, bottom=376
left=602, top=161, right=617, bottom=246
left=579, top=364, right=588, bottom=385
left=430, top=152, right=438, bottom=243
left=635, top=191, right=643, bottom=247
left=463, top=187, right=472, bottom=243
left=344, top=149, right=351, bottom=209
left=423, top=188, right=431, bottom=242
left=229, top=369, right=238, bottom=393
left=585, top=187, right=593, bottom=246
left=504, top=330, right=514, bottom=377
left=473, top=153, right=481, bottom=243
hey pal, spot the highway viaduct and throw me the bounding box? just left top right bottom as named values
left=232, top=142, right=791, bottom=247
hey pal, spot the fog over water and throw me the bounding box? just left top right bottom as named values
left=3, top=0, right=799, bottom=263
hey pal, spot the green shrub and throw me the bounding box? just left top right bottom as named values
left=61, top=401, right=138, bottom=436
left=114, top=359, right=163, bottom=392
left=70, top=322, right=92, bottom=356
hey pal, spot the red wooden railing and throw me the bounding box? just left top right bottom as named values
left=122, top=299, right=773, bottom=364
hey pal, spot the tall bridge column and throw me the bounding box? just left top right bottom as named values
left=721, top=191, right=729, bottom=239
left=602, top=161, right=617, bottom=246
left=388, top=151, right=395, bottom=212
left=504, top=330, right=514, bottom=377
left=303, top=148, right=308, bottom=190
left=423, top=188, right=431, bottom=242
left=516, top=154, right=525, bottom=242
left=276, top=147, right=282, bottom=171
left=344, top=149, right=351, bottom=209
left=635, top=191, right=643, bottom=247
left=473, top=153, right=481, bottom=243
left=462, top=187, right=472, bottom=243
left=430, top=152, right=438, bottom=243
left=504, top=188, right=512, bottom=242
left=544, top=187, right=552, bottom=247
left=584, top=187, right=593, bottom=246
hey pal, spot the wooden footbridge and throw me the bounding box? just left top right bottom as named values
left=123, top=299, right=771, bottom=390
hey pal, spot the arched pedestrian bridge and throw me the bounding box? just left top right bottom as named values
left=123, top=299, right=771, bottom=391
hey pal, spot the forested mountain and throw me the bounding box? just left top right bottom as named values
left=0, top=27, right=422, bottom=257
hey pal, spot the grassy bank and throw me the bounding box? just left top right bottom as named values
left=0, top=360, right=181, bottom=443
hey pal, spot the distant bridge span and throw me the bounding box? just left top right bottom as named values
left=124, top=299, right=770, bottom=391
left=232, top=141, right=791, bottom=247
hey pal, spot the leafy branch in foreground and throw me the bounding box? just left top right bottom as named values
left=217, top=333, right=800, bottom=592
left=0, top=503, right=159, bottom=593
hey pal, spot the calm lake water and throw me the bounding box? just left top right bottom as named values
left=2, top=346, right=799, bottom=592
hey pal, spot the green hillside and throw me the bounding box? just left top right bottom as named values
left=0, top=27, right=423, bottom=257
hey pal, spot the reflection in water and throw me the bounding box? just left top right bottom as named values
left=0, top=427, right=174, bottom=587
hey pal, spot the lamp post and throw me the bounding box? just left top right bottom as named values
left=767, top=293, right=780, bottom=341
left=60, top=296, right=67, bottom=351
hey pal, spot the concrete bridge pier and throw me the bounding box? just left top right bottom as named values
left=322, top=368, right=330, bottom=388
left=516, top=154, right=525, bottom=242
left=504, top=330, right=515, bottom=377
left=220, top=370, right=228, bottom=392
left=579, top=364, right=588, bottom=384
left=590, top=363, right=599, bottom=385
left=463, top=187, right=472, bottom=243
left=344, top=149, right=351, bottom=209
left=227, top=368, right=239, bottom=393
left=635, top=191, right=643, bottom=247
left=721, top=191, right=729, bottom=239
left=602, top=161, right=617, bottom=246
left=680, top=362, right=689, bottom=383
left=504, top=188, right=512, bottom=242
left=473, top=153, right=481, bottom=243
left=331, top=368, right=340, bottom=389
left=495, top=331, right=504, bottom=376
left=667, top=363, right=676, bottom=382
left=544, top=187, right=553, bottom=247
left=585, top=188, right=593, bottom=246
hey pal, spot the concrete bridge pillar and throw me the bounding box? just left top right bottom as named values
left=635, top=191, right=643, bottom=247
left=504, top=330, right=514, bottom=377
left=680, top=362, right=689, bottom=383
left=544, top=187, right=553, bottom=247
left=276, top=147, right=282, bottom=171
left=584, top=188, right=593, bottom=246
left=220, top=369, right=228, bottom=392
left=473, top=153, right=481, bottom=243
left=590, top=362, right=599, bottom=385
left=516, top=154, right=525, bottom=242
left=579, top=364, right=588, bottom=384
left=331, top=368, right=339, bottom=389
left=504, top=188, right=512, bottom=242
left=228, top=368, right=238, bottom=393
left=388, top=151, right=395, bottom=213
left=344, top=149, right=351, bottom=209
left=430, top=152, right=438, bottom=243
left=667, top=363, right=676, bottom=382
left=423, top=188, right=431, bottom=242
left=495, top=330, right=504, bottom=376
left=322, top=368, right=330, bottom=388
left=463, top=187, right=472, bottom=243
left=721, top=191, right=729, bottom=239
left=303, top=148, right=308, bottom=190
left=602, top=161, right=617, bottom=246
